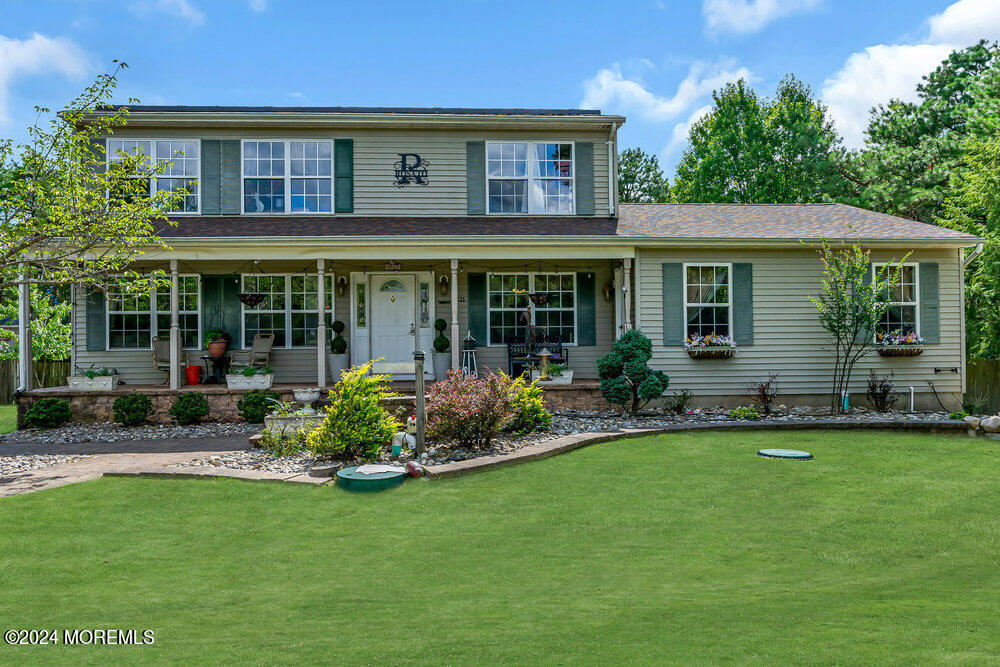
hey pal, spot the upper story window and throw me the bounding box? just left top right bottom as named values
left=106, top=139, right=199, bottom=213
left=684, top=264, right=731, bottom=338
left=487, top=142, right=574, bottom=215
left=243, top=140, right=333, bottom=214
left=875, top=263, right=919, bottom=336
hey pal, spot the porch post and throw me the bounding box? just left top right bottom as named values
left=169, top=260, right=181, bottom=390
left=316, top=259, right=327, bottom=388
left=622, top=258, right=632, bottom=331
left=450, top=258, right=459, bottom=369
left=17, top=270, right=32, bottom=391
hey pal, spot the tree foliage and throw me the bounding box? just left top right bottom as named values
left=597, top=329, right=669, bottom=416
left=672, top=76, right=845, bottom=204
left=0, top=286, right=71, bottom=361
left=0, top=62, right=179, bottom=295
left=618, top=147, right=670, bottom=203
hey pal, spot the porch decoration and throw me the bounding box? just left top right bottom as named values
left=461, top=332, right=478, bottom=377
left=67, top=365, right=120, bottom=390
left=684, top=333, right=737, bottom=359
left=328, top=320, right=349, bottom=380
left=204, top=329, right=230, bottom=357
left=530, top=357, right=574, bottom=385
left=238, top=292, right=265, bottom=308
left=876, top=331, right=925, bottom=357
left=432, top=318, right=451, bottom=380
left=226, top=365, right=274, bottom=390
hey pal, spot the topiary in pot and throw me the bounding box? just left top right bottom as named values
left=169, top=392, right=210, bottom=425
left=432, top=318, right=451, bottom=379
left=113, top=393, right=154, bottom=426
left=597, top=329, right=669, bottom=416
left=330, top=320, right=347, bottom=355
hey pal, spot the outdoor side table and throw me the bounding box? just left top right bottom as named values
left=201, top=355, right=231, bottom=384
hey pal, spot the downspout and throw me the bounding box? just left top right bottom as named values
left=607, top=121, right=620, bottom=217
left=964, top=243, right=984, bottom=267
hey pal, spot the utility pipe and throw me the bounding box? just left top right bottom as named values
left=964, top=243, right=984, bottom=267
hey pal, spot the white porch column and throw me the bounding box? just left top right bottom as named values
left=17, top=271, right=32, bottom=391
left=316, top=259, right=327, bottom=388
left=450, top=258, right=459, bottom=369
left=622, top=258, right=632, bottom=331
left=169, top=260, right=181, bottom=390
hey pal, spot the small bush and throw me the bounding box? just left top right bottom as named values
left=745, top=372, right=779, bottom=415
left=433, top=318, right=449, bottom=353
left=664, top=388, right=693, bottom=414
left=866, top=370, right=897, bottom=413
left=306, top=360, right=400, bottom=461
left=427, top=369, right=519, bottom=448
left=963, top=393, right=988, bottom=415
left=597, top=330, right=669, bottom=416
left=331, top=320, right=347, bottom=354
left=260, top=427, right=308, bottom=457
left=507, top=376, right=553, bottom=435
left=25, top=398, right=72, bottom=428
left=950, top=410, right=969, bottom=421
left=237, top=389, right=280, bottom=423
left=729, top=406, right=760, bottom=420
left=169, top=392, right=210, bottom=425
left=113, top=393, right=153, bottom=426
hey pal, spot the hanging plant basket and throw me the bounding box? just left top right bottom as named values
left=239, top=293, right=265, bottom=308
left=877, top=346, right=924, bottom=358
left=687, top=347, right=736, bottom=360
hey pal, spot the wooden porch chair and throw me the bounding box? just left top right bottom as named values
left=230, top=333, right=275, bottom=368
left=151, top=336, right=171, bottom=384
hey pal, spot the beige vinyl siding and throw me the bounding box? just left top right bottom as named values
left=104, top=127, right=611, bottom=217
left=635, top=247, right=963, bottom=400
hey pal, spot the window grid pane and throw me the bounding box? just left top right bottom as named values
left=242, top=274, right=332, bottom=348
left=684, top=265, right=731, bottom=338
left=487, top=273, right=575, bottom=345
left=877, top=264, right=919, bottom=336
left=107, top=283, right=152, bottom=349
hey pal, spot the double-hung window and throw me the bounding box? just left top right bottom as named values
left=107, top=277, right=201, bottom=350
left=243, top=140, right=333, bottom=213
left=683, top=264, right=731, bottom=338
left=487, top=273, right=576, bottom=345
left=874, top=263, right=919, bottom=336
left=487, top=142, right=574, bottom=214
left=241, top=274, right=334, bottom=348
left=106, top=139, right=199, bottom=213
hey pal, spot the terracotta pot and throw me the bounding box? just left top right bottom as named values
left=877, top=346, right=924, bottom=357
left=207, top=340, right=228, bottom=357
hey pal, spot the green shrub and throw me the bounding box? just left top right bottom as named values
left=169, top=392, right=210, bottom=425
left=113, top=393, right=153, bottom=426
left=597, top=330, right=669, bottom=416
left=25, top=398, right=72, bottom=428
left=433, top=318, right=449, bottom=353
left=950, top=410, right=969, bottom=421
left=306, top=360, right=400, bottom=461
left=729, top=406, right=760, bottom=420
left=237, top=389, right=280, bottom=423
left=507, top=376, right=553, bottom=435
left=664, top=388, right=693, bottom=414
left=426, top=369, right=518, bottom=448
left=260, top=427, right=308, bottom=457
left=331, top=320, right=347, bottom=354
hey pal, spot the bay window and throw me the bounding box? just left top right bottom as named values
left=683, top=264, right=731, bottom=338
left=487, top=273, right=575, bottom=345
left=487, top=142, right=574, bottom=214
left=241, top=274, right=334, bottom=348
left=106, top=139, right=199, bottom=213
left=243, top=140, right=333, bottom=214
left=875, top=263, right=919, bottom=336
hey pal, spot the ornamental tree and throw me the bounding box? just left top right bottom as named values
left=597, top=329, right=669, bottom=416
left=0, top=286, right=71, bottom=362
left=0, top=62, right=180, bottom=295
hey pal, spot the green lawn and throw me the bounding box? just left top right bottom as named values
left=2, top=429, right=999, bottom=663
left=0, top=403, right=15, bottom=434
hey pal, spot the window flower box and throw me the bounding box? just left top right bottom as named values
left=876, top=331, right=925, bottom=358
left=67, top=374, right=120, bottom=390
left=877, top=346, right=924, bottom=358
left=684, top=334, right=737, bottom=360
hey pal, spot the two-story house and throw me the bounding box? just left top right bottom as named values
left=51, top=105, right=980, bottom=410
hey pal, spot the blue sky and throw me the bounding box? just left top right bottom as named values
left=2, top=0, right=999, bottom=177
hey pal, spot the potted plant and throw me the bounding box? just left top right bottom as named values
left=876, top=330, right=925, bottom=357
left=226, top=365, right=274, bottom=390
left=432, top=318, right=451, bottom=380
left=530, top=362, right=574, bottom=385
left=204, top=329, right=231, bottom=357
left=684, top=333, right=737, bottom=359
left=67, top=364, right=120, bottom=390
left=327, top=320, right=349, bottom=380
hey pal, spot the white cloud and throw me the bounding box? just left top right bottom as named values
left=0, top=33, right=91, bottom=125
left=664, top=104, right=712, bottom=160
left=581, top=60, right=752, bottom=122
left=247, top=0, right=268, bottom=10
left=156, top=0, right=205, bottom=25
left=928, top=0, right=1000, bottom=45
left=703, top=0, right=822, bottom=34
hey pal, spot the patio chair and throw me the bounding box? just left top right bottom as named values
left=230, top=333, right=275, bottom=368
left=506, top=341, right=533, bottom=378
left=151, top=336, right=171, bottom=384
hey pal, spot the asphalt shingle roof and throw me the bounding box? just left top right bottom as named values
left=97, top=105, right=603, bottom=116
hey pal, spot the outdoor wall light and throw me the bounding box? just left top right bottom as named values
left=336, top=275, right=348, bottom=297
left=438, top=274, right=449, bottom=295
left=603, top=281, right=614, bottom=301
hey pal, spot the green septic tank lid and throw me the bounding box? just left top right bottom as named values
left=757, top=449, right=813, bottom=460
left=336, top=466, right=406, bottom=492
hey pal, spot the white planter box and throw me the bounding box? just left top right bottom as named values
left=226, top=373, right=275, bottom=390
left=530, top=370, right=574, bottom=386
left=67, top=375, right=120, bottom=390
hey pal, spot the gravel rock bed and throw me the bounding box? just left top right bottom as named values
left=175, top=408, right=957, bottom=474
left=1, top=454, right=93, bottom=476
left=0, top=422, right=260, bottom=446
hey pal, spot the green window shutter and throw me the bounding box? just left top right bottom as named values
left=860, top=262, right=877, bottom=343
left=202, top=275, right=243, bottom=348
left=919, top=262, right=940, bottom=343
left=574, top=142, right=594, bottom=215
left=334, top=139, right=354, bottom=213
left=662, top=263, right=683, bottom=346
left=466, top=141, right=486, bottom=215
left=576, top=272, right=596, bottom=346
left=732, top=263, right=754, bottom=345
left=200, top=139, right=221, bottom=214
left=220, top=140, right=240, bottom=215
left=86, top=288, right=106, bottom=351
left=467, top=273, right=487, bottom=346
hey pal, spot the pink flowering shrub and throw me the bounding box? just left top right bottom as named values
left=426, top=369, right=518, bottom=448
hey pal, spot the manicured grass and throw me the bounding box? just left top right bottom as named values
left=0, top=403, right=15, bottom=434
left=2, top=429, right=999, bottom=663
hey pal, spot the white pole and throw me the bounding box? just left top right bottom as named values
left=317, top=259, right=327, bottom=388
left=169, top=260, right=181, bottom=389
left=450, top=258, right=459, bottom=370
left=16, top=270, right=32, bottom=392
left=622, top=257, right=632, bottom=331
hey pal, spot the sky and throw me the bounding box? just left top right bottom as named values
left=2, top=0, right=1000, bottom=178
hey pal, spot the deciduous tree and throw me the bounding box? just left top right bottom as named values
left=618, top=147, right=670, bottom=203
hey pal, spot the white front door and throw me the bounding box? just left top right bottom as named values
left=371, top=274, right=416, bottom=374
